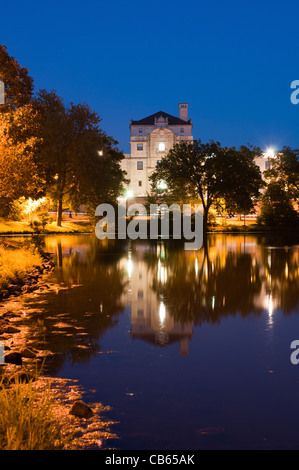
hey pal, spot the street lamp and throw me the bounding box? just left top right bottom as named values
left=157, top=180, right=167, bottom=190
left=265, top=147, right=275, bottom=159
left=126, top=190, right=134, bottom=199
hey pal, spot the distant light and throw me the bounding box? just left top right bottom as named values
left=158, top=142, right=166, bottom=152
left=126, top=190, right=134, bottom=199
left=157, top=259, right=167, bottom=284
left=159, top=302, right=166, bottom=324
left=268, top=294, right=273, bottom=317
left=265, top=147, right=275, bottom=159
left=98, top=150, right=103, bottom=156
left=195, top=258, right=199, bottom=276
left=127, top=253, right=133, bottom=278
left=158, top=180, right=167, bottom=190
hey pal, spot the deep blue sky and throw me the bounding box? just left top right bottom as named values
left=1, top=0, right=299, bottom=154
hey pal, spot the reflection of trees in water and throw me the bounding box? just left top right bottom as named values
left=261, top=247, right=299, bottom=314
left=150, top=248, right=262, bottom=325
left=146, top=236, right=299, bottom=325
left=19, top=234, right=299, bottom=372
left=22, top=237, right=128, bottom=374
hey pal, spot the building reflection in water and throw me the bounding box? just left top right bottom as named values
left=120, top=243, right=193, bottom=356
left=117, top=234, right=299, bottom=353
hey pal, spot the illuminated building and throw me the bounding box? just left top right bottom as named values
left=121, top=104, right=193, bottom=199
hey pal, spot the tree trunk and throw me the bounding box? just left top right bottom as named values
left=57, top=195, right=63, bottom=227
left=203, top=209, right=208, bottom=233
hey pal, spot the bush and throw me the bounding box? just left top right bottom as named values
left=0, top=245, right=43, bottom=290
left=257, top=182, right=299, bottom=227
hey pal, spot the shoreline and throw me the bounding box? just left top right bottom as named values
left=0, top=227, right=298, bottom=237
left=0, top=246, right=116, bottom=450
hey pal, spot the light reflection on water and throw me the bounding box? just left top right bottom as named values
left=6, top=233, right=299, bottom=449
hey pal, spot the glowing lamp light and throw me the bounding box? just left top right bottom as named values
left=265, top=147, right=275, bottom=159
left=126, top=190, right=134, bottom=199
left=157, top=180, right=167, bottom=190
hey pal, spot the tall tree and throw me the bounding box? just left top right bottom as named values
left=0, top=45, right=42, bottom=216
left=150, top=139, right=263, bottom=228
left=219, top=145, right=264, bottom=218
left=0, top=106, right=45, bottom=216
left=265, top=146, right=299, bottom=202
left=258, top=180, right=299, bottom=227
left=0, top=45, right=34, bottom=111
left=32, top=90, right=126, bottom=226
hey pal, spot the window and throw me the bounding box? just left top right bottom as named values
left=139, top=128, right=142, bottom=134
left=265, top=161, right=271, bottom=170
left=138, top=309, right=144, bottom=317
left=137, top=144, right=143, bottom=151
left=180, top=128, right=184, bottom=133
left=138, top=290, right=143, bottom=299
left=158, top=142, right=166, bottom=152
left=138, top=180, right=142, bottom=187
left=137, top=161, right=143, bottom=170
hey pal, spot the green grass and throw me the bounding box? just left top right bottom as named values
left=0, top=373, right=66, bottom=450
left=0, top=244, right=43, bottom=290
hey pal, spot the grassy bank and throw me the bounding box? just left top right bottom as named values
left=0, top=373, right=66, bottom=450
left=0, top=242, right=44, bottom=291
left=0, top=220, right=92, bottom=235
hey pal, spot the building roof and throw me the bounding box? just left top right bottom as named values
left=130, top=110, right=192, bottom=126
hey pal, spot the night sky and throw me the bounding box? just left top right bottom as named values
left=2, top=0, right=299, bottom=154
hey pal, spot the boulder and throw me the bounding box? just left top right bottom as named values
left=5, top=352, right=22, bottom=365
left=69, top=401, right=94, bottom=419
left=7, top=285, right=22, bottom=295
left=19, top=348, right=37, bottom=359
left=3, top=326, right=20, bottom=334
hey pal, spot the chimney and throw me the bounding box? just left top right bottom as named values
left=179, top=103, right=188, bottom=121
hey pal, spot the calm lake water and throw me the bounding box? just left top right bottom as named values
left=7, top=233, right=299, bottom=449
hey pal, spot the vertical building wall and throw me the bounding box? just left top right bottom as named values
left=121, top=106, right=193, bottom=198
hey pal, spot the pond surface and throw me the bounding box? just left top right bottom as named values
left=6, top=233, right=299, bottom=449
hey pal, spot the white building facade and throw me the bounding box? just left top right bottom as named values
left=121, top=103, right=275, bottom=203
left=121, top=103, right=193, bottom=199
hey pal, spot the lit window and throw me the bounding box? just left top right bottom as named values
left=158, top=142, right=166, bottom=152
left=137, top=144, right=143, bottom=151
left=137, top=161, right=143, bottom=170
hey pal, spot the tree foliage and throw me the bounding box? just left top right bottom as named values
left=258, top=181, right=299, bottom=227
left=0, top=106, right=45, bottom=217
left=0, top=45, right=34, bottom=111
left=150, top=139, right=263, bottom=226
left=31, top=90, right=127, bottom=226
left=265, top=146, right=299, bottom=201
